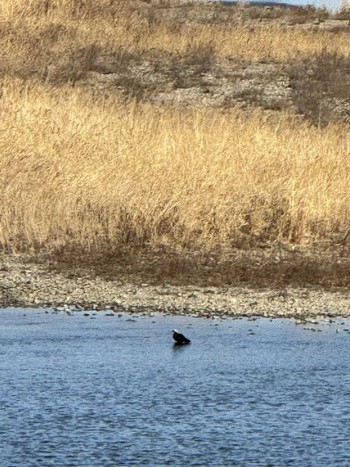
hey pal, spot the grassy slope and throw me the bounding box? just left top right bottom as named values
left=0, top=0, right=349, bottom=286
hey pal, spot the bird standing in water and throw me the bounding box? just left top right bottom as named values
left=172, top=329, right=191, bottom=345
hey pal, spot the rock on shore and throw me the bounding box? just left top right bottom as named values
left=0, top=254, right=349, bottom=319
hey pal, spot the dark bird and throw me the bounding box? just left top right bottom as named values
left=172, top=329, right=191, bottom=345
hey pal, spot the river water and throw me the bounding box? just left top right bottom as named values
left=1, top=308, right=350, bottom=466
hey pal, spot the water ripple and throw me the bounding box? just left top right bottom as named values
left=1, top=309, right=350, bottom=466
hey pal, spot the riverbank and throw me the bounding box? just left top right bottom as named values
left=1, top=252, right=349, bottom=319
left=0, top=2, right=349, bottom=314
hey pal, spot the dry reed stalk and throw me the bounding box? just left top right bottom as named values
left=0, top=79, right=349, bottom=253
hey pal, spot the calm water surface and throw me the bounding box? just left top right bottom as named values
left=1, top=308, right=350, bottom=466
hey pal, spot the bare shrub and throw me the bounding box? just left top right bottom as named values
left=332, top=8, right=350, bottom=20
left=183, top=43, right=216, bottom=70
left=289, top=49, right=350, bottom=126
left=287, top=5, right=329, bottom=23
left=49, top=44, right=101, bottom=85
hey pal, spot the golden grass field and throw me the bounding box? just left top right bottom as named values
left=1, top=79, right=349, bottom=254
left=0, top=0, right=349, bottom=264
left=1, top=0, right=350, bottom=61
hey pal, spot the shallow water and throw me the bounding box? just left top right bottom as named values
left=1, top=309, right=350, bottom=466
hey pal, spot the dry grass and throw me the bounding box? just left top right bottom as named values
left=0, top=79, right=349, bottom=255
left=0, top=0, right=349, bottom=275
left=0, top=0, right=349, bottom=82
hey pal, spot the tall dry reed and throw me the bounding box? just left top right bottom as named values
left=0, top=79, right=349, bottom=253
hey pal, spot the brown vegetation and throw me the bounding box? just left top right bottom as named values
left=0, top=0, right=349, bottom=286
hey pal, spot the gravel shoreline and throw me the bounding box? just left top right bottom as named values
left=0, top=254, right=349, bottom=319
